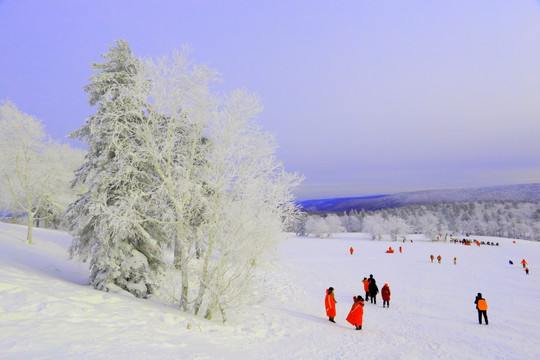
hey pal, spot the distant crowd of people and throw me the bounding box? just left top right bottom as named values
left=451, top=238, right=500, bottom=246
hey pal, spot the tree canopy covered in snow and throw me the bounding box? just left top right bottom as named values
left=66, top=40, right=302, bottom=321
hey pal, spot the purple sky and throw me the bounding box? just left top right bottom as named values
left=1, top=1, right=539, bottom=200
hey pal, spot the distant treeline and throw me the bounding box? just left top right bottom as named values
left=294, top=200, right=540, bottom=241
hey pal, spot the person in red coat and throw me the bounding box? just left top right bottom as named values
left=381, top=283, right=391, bottom=308
left=325, top=287, right=337, bottom=323
left=346, top=295, right=365, bottom=330
left=362, top=277, right=370, bottom=302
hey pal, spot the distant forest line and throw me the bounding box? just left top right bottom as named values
left=294, top=200, right=540, bottom=242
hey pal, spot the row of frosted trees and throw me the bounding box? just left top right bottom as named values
left=0, top=102, right=85, bottom=243
left=298, top=201, right=540, bottom=241
left=2, top=40, right=302, bottom=323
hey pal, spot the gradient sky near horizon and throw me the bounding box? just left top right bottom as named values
left=1, top=0, right=539, bottom=200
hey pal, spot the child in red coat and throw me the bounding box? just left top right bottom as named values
left=381, top=283, right=391, bottom=308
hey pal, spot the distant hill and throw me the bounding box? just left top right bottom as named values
left=297, top=183, right=540, bottom=213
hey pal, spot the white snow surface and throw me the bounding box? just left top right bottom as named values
left=1, top=222, right=539, bottom=359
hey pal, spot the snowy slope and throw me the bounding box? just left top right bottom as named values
left=1, top=222, right=539, bottom=359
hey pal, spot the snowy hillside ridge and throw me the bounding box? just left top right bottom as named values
left=298, top=183, right=540, bottom=212
left=2, top=222, right=540, bottom=359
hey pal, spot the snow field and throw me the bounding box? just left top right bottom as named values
left=1, top=223, right=539, bottom=359
left=265, top=233, right=540, bottom=359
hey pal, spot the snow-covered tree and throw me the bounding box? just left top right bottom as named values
left=341, top=211, right=363, bottom=232
left=0, top=101, right=83, bottom=242
left=191, top=90, right=302, bottom=321
left=363, top=213, right=386, bottom=240
left=417, top=213, right=440, bottom=241
left=325, top=214, right=344, bottom=236
left=137, top=49, right=218, bottom=309
left=386, top=215, right=410, bottom=241
left=294, top=211, right=308, bottom=236
left=305, top=215, right=328, bottom=237
left=67, top=41, right=302, bottom=319
left=304, top=214, right=344, bottom=238
left=33, top=143, right=85, bottom=229
left=66, top=40, right=164, bottom=298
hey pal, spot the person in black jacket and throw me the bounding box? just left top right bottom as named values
left=474, top=293, right=488, bottom=325
left=368, top=278, right=379, bottom=304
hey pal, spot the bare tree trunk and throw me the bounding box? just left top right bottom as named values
left=193, top=229, right=215, bottom=316
left=26, top=211, right=34, bottom=244
left=204, top=299, right=217, bottom=320
left=180, top=251, right=189, bottom=311
left=219, top=305, right=227, bottom=324
left=173, top=239, right=181, bottom=269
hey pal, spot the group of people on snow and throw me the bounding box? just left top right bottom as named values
left=327, top=239, right=531, bottom=330
left=362, top=274, right=390, bottom=306
left=509, top=258, right=530, bottom=274
left=327, top=284, right=490, bottom=330
left=325, top=275, right=391, bottom=330
left=429, top=254, right=458, bottom=265
left=517, top=258, right=530, bottom=274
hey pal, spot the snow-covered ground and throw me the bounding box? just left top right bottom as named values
left=1, top=222, right=539, bottom=359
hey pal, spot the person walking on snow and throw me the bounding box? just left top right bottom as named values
left=363, top=277, right=370, bottom=302
left=350, top=247, right=354, bottom=255
left=525, top=267, right=529, bottom=275
left=346, top=295, right=365, bottom=330
left=369, top=278, right=379, bottom=304
left=474, top=293, right=488, bottom=325
left=430, top=254, right=434, bottom=263
left=381, top=283, right=391, bottom=308
left=325, top=287, right=337, bottom=323
left=437, top=255, right=442, bottom=263
left=521, top=259, right=527, bottom=268
left=454, top=257, right=457, bottom=265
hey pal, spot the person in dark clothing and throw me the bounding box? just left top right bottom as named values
left=368, top=279, right=379, bottom=304
left=474, top=293, right=488, bottom=325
